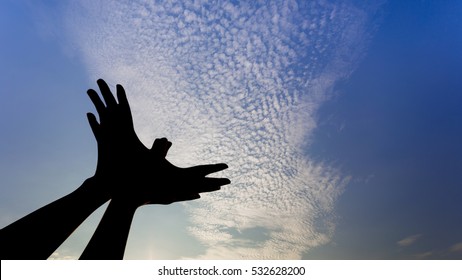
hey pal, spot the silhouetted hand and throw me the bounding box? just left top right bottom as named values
left=0, top=78, right=230, bottom=260
left=80, top=80, right=230, bottom=259
left=87, top=79, right=230, bottom=207
left=127, top=137, right=230, bottom=206
left=86, top=79, right=146, bottom=193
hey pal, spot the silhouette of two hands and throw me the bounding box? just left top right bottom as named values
left=87, top=79, right=230, bottom=207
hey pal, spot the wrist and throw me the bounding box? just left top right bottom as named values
left=107, top=197, right=140, bottom=218
left=73, top=176, right=111, bottom=205
left=111, top=195, right=145, bottom=211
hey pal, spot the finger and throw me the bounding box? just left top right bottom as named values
left=151, top=138, right=172, bottom=158
left=87, top=89, right=105, bottom=116
left=194, top=177, right=231, bottom=193
left=153, top=193, right=201, bottom=205
left=151, top=138, right=167, bottom=151
left=187, top=163, right=229, bottom=177
left=173, top=193, right=201, bottom=203
left=116, top=84, right=131, bottom=113
left=86, top=113, right=100, bottom=138
left=97, top=79, right=118, bottom=108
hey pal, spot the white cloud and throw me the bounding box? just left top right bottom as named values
left=48, top=251, right=77, bottom=260
left=413, top=251, right=433, bottom=259
left=64, top=0, right=378, bottom=259
left=449, top=242, right=462, bottom=253
left=397, top=234, right=422, bottom=247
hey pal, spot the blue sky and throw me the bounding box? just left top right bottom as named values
left=1, top=0, right=461, bottom=259
left=305, top=1, right=462, bottom=259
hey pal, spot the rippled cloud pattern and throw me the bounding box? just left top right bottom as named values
left=65, top=0, right=378, bottom=259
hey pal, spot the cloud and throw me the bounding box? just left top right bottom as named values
left=449, top=242, right=462, bottom=253
left=413, top=251, right=433, bottom=259
left=410, top=242, right=462, bottom=259
left=48, top=251, right=77, bottom=260
left=397, top=234, right=422, bottom=247
left=63, top=0, right=379, bottom=259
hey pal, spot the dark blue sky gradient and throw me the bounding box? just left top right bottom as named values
left=306, top=1, right=462, bottom=259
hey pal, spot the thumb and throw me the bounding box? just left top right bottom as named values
left=150, top=138, right=172, bottom=158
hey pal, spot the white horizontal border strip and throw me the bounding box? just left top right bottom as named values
left=2, top=260, right=461, bottom=280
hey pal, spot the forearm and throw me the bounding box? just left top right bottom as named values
left=79, top=199, right=138, bottom=260
left=0, top=177, right=109, bottom=260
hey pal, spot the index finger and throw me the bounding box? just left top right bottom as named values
left=97, top=79, right=118, bottom=108
left=187, top=163, right=229, bottom=177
